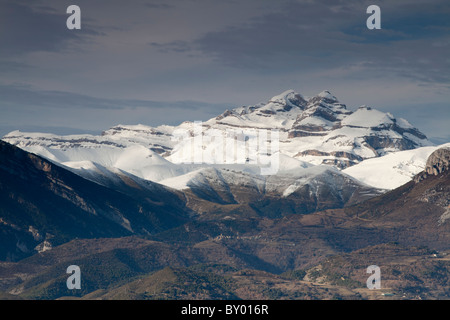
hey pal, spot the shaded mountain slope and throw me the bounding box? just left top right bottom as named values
left=0, top=141, right=191, bottom=261
left=342, top=148, right=450, bottom=249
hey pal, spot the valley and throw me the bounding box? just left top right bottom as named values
left=0, top=89, right=449, bottom=300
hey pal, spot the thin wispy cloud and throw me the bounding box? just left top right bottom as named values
left=0, top=1, right=100, bottom=57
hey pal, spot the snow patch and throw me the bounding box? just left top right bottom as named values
left=343, top=143, right=450, bottom=189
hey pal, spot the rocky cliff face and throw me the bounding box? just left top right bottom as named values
left=425, top=147, right=450, bottom=175
left=415, top=147, right=450, bottom=183
left=0, top=141, right=190, bottom=261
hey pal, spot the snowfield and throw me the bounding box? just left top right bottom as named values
left=2, top=89, right=442, bottom=193
left=343, top=143, right=450, bottom=189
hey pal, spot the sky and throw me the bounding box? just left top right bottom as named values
left=0, top=0, right=449, bottom=143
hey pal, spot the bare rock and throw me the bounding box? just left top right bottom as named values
left=425, top=147, right=450, bottom=175
left=415, top=147, right=450, bottom=182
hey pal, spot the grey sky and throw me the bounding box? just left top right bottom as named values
left=0, top=0, right=449, bottom=142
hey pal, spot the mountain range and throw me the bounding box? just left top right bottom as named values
left=0, top=89, right=449, bottom=300
left=2, top=90, right=443, bottom=191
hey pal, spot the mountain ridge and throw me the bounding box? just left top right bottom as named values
left=1, top=147, right=449, bottom=299
left=2, top=89, right=435, bottom=193
left=0, top=140, right=191, bottom=261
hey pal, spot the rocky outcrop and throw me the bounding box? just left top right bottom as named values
left=425, top=147, right=450, bottom=175
left=414, top=147, right=450, bottom=183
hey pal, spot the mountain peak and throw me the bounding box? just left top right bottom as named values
left=269, top=89, right=296, bottom=102
left=316, top=90, right=338, bottom=102
left=268, top=90, right=306, bottom=108
left=2, top=88, right=434, bottom=177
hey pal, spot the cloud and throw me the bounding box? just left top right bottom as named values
left=0, top=60, right=33, bottom=73
left=144, top=2, right=173, bottom=9
left=0, top=0, right=448, bottom=141
left=0, top=84, right=231, bottom=111
left=163, top=0, right=450, bottom=86
left=0, top=83, right=234, bottom=135
left=0, top=1, right=100, bottom=57
left=150, top=40, right=193, bottom=53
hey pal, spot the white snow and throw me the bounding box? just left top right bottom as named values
left=341, top=107, right=394, bottom=128
left=317, top=90, right=337, bottom=101
left=343, top=143, right=450, bottom=189
left=159, top=168, right=205, bottom=190
left=1, top=89, right=441, bottom=195
left=396, top=118, right=414, bottom=129
left=268, top=89, right=298, bottom=104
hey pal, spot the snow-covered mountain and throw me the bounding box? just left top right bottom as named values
left=202, top=89, right=432, bottom=168
left=2, top=89, right=436, bottom=193
left=343, top=143, right=450, bottom=189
